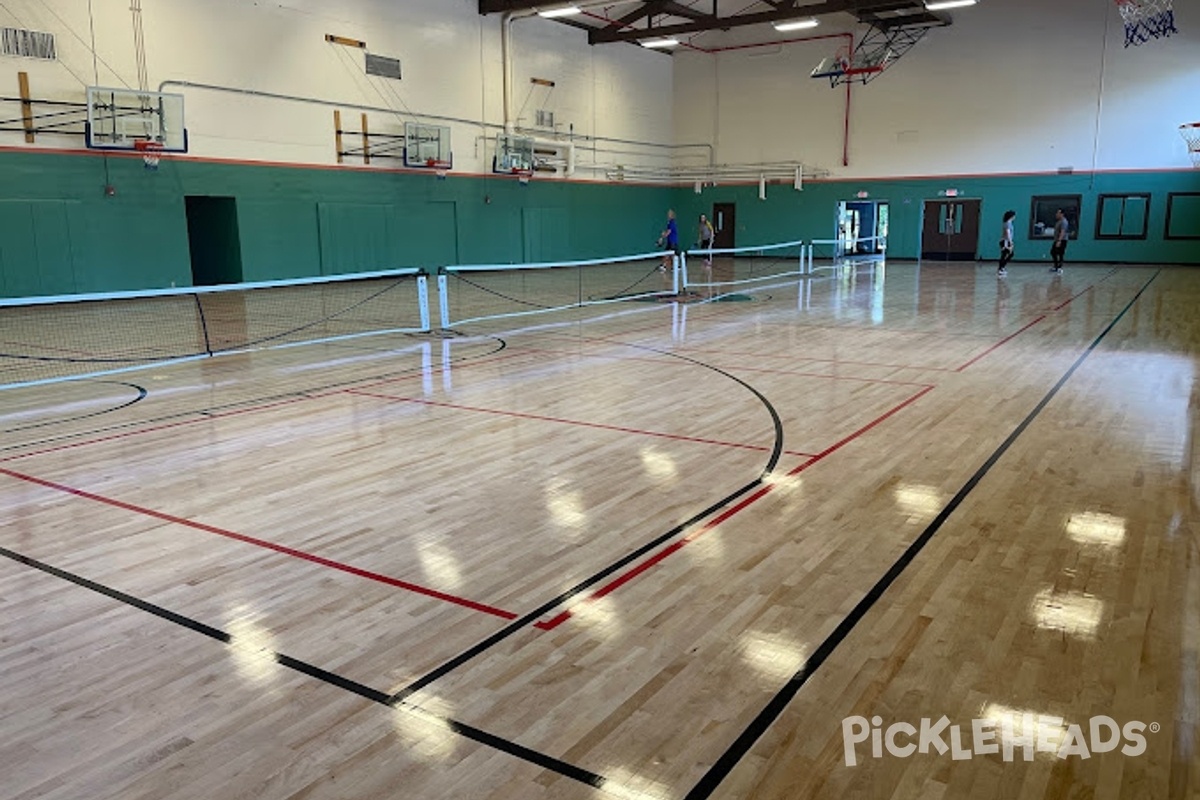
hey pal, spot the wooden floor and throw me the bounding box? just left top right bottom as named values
left=1, top=262, right=1197, bottom=800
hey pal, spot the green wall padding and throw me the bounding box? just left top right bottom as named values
left=0, top=146, right=1196, bottom=300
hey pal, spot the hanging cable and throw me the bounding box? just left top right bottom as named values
left=130, top=0, right=149, bottom=94
left=86, top=0, right=111, bottom=188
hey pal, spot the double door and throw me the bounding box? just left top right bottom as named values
left=921, top=199, right=981, bottom=261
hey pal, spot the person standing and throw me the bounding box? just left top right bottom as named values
left=658, top=209, right=679, bottom=272
left=998, top=210, right=1016, bottom=277
left=698, top=214, right=716, bottom=267
left=1050, top=209, right=1069, bottom=274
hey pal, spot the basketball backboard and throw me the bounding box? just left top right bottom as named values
left=86, top=87, right=187, bottom=152
left=494, top=134, right=535, bottom=173
left=404, top=122, right=452, bottom=169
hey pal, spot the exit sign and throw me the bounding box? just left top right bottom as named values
left=943, top=189, right=960, bottom=197
left=856, top=191, right=869, bottom=199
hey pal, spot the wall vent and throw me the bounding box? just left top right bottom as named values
left=2, top=28, right=57, bottom=60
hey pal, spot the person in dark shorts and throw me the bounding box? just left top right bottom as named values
left=658, top=209, right=679, bottom=271
left=998, top=210, right=1016, bottom=277
left=1050, top=209, right=1069, bottom=274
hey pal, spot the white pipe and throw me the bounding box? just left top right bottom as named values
left=501, top=12, right=516, bottom=134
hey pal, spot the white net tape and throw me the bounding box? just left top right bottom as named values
left=1116, top=0, right=1177, bottom=46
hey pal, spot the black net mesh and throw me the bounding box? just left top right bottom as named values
left=441, top=258, right=673, bottom=327
left=0, top=273, right=426, bottom=387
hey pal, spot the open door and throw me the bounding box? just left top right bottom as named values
left=185, top=196, right=243, bottom=285
left=839, top=200, right=889, bottom=254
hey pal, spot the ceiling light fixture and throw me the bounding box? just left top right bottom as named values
left=925, top=0, right=977, bottom=10
left=537, top=5, right=581, bottom=17
left=641, top=37, right=680, bottom=48
left=773, top=18, right=820, bottom=32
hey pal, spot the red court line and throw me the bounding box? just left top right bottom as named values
left=0, top=465, right=519, bottom=622
left=1050, top=268, right=1120, bottom=312
left=953, top=269, right=1121, bottom=372
left=746, top=321, right=1002, bottom=340
left=512, top=344, right=935, bottom=389
left=347, top=389, right=815, bottom=457
left=954, top=316, right=1047, bottom=373
left=534, top=331, right=959, bottom=374
left=0, top=396, right=314, bottom=464
left=351, top=349, right=535, bottom=392
left=537, top=385, right=935, bottom=630
left=4, top=348, right=530, bottom=463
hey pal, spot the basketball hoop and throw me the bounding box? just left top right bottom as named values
left=1115, top=0, right=1177, bottom=47
left=511, top=167, right=533, bottom=185
left=1181, top=123, right=1200, bottom=167
left=811, top=43, right=889, bottom=86
left=134, top=139, right=164, bottom=171
left=426, top=158, right=452, bottom=179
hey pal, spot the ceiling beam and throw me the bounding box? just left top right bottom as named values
left=660, top=1, right=716, bottom=22
left=588, top=0, right=929, bottom=43
left=479, top=0, right=550, bottom=12
left=606, top=1, right=663, bottom=29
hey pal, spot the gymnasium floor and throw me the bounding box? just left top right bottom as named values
left=1, top=261, right=1196, bottom=799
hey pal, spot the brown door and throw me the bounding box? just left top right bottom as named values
left=921, top=199, right=981, bottom=261
left=712, top=203, right=736, bottom=249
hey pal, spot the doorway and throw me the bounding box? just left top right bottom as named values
left=838, top=200, right=889, bottom=254
left=185, top=196, right=243, bottom=285
left=921, top=199, right=981, bottom=261
left=712, top=203, right=736, bottom=249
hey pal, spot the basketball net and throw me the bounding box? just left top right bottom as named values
left=1180, top=123, right=1200, bottom=168
left=134, top=139, right=163, bottom=171
left=1115, top=0, right=1177, bottom=47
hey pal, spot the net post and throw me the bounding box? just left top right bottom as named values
left=417, top=273, right=430, bottom=331
left=421, top=342, right=433, bottom=396
left=437, top=273, right=450, bottom=329
left=672, top=254, right=681, bottom=295
left=680, top=252, right=689, bottom=290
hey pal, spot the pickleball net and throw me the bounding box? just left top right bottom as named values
left=0, top=268, right=430, bottom=389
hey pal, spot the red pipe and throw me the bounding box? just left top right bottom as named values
left=844, top=40, right=852, bottom=167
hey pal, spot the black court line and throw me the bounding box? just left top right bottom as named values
left=0, top=543, right=606, bottom=790
left=1, top=337, right=508, bottom=455
left=2, top=381, right=147, bottom=434
left=683, top=268, right=1162, bottom=800
left=389, top=341, right=785, bottom=704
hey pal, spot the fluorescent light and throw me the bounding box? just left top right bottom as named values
left=773, top=18, right=819, bottom=31
left=538, top=5, right=581, bottom=17
left=925, top=0, right=977, bottom=9
left=641, top=37, right=680, bottom=48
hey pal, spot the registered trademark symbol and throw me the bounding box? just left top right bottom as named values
left=1149, top=722, right=1161, bottom=734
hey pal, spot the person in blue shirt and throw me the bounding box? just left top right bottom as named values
left=658, top=209, right=679, bottom=271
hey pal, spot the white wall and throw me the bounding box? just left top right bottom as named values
left=0, top=0, right=674, bottom=173
left=673, top=0, right=1200, bottom=177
